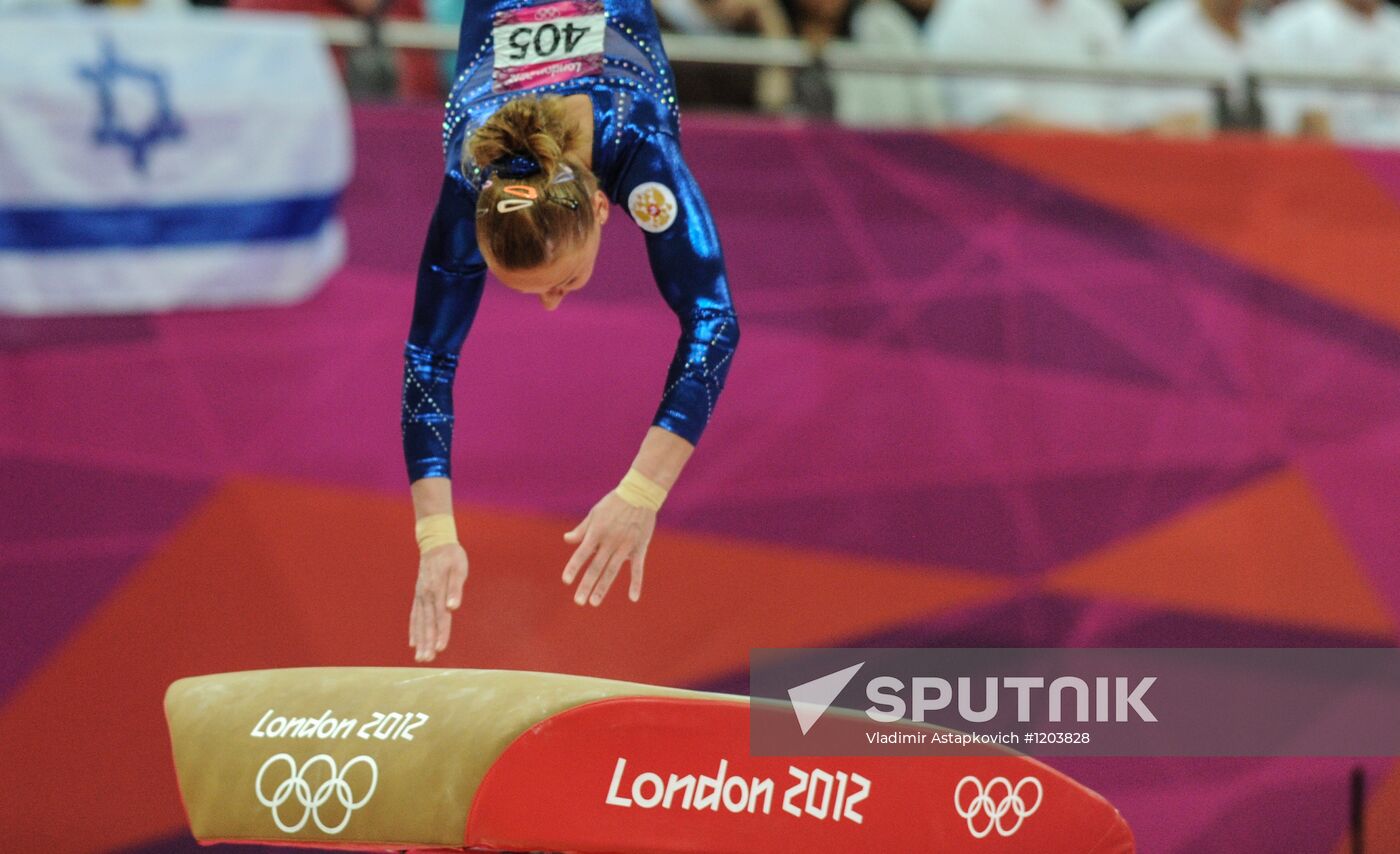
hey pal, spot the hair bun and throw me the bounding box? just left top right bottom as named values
left=468, top=96, right=572, bottom=178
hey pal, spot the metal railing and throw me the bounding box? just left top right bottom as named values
left=318, top=18, right=1400, bottom=124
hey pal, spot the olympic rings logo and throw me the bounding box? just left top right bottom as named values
left=254, top=753, right=378, bottom=835
left=954, top=775, right=1042, bottom=839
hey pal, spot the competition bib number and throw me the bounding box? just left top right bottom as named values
left=492, top=0, right=606, bottom=93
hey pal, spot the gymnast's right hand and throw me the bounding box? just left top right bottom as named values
left=409, top=514, right=469, bottom=662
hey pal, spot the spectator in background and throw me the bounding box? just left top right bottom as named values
left=652, top=0, right=796, bottom=111
left=785, top=0, right=852, bottom=45
left=780, top=0, right=855, bottom=113
left=833, top=0, right=945, bottom=126
left=0, top=0, right=193, bottom=8
left=230, top=0, right=442, bottom=100
left=655, top=0, right=791, bottom=38
left=1122, top=0, right=1265, bottom=136
left=0, top=0, right=79, bottom=10
left=104, top=0, right=195, bottom=7
left=1259, top=0, right=1400, bottom=145
left=926, top=0, right=1126, bottom=131
left=424, top=0, right=463, bottom=89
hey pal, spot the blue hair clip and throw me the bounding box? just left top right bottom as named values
left=493, top=154, right=541, bottom=179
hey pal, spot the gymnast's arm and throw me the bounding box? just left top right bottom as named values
left=561, top=131, right=740, bottom=606
left=633, top=133, right=740, bottom=451
left=402, top=173, right=486, bottom=662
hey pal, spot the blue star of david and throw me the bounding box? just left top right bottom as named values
left=76, top=37, right=185, bottom=174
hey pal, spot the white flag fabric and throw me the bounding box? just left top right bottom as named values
left=0, top=9, right=352, bottom=315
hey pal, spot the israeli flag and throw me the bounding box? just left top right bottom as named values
left=0, top=10, right=351, bottom=315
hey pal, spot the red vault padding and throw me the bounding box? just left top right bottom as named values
left=468, top=697, right=1134, bottom=853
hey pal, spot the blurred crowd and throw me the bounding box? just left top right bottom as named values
left=692, top=0, right=1400, bottom=146
left=4, top=0, right=1399, bottom=145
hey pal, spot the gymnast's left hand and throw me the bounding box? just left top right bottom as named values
left=562, top=492, right=655, bottom=606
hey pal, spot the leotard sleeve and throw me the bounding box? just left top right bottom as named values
left=617, top=130, right=740, bottom=446
left=401, top=174, right=487, bottom=482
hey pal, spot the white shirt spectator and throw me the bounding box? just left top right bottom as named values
left=833, top=0, right=945, bottom=127
left=1121, top=0, right=1265, bottom=132
left=926, top=0, right=1127, bottom=130
left=1259, top=0, right=1400, bottom=146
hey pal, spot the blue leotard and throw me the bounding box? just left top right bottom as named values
left=401, top=0, right=740, bottom=481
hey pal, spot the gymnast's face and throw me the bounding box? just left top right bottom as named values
left=487, top=189, right=610, bottom=311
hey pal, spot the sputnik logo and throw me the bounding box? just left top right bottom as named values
left=787, top=663, right=864, bottom=735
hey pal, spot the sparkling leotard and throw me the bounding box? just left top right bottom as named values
left=400, top=0, right=739, bottom=481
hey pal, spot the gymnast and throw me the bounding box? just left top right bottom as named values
left=402, top=0, right=740, bottom=661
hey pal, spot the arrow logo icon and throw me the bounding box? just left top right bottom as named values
left=787, top=662, right=864, bottom=735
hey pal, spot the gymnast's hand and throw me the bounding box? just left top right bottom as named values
left=410, top=540, right=469, bottom=662
left=562, top=491, right=655, bottom=606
